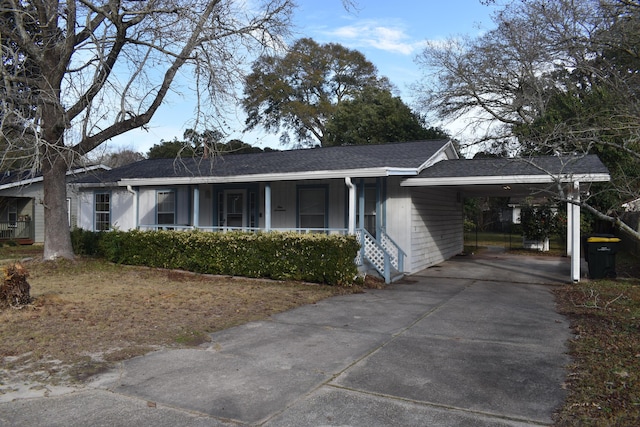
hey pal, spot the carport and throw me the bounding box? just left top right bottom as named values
left=402, top=155, right=611, bottom=282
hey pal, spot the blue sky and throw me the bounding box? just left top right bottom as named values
left=107, top=0, right=498, bottom=154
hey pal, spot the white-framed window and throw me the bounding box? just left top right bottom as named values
left=157, top=190, right=176, bottom=225
left=95, top=192, right=110, bottom=231
left=298, top=187, right=327, bottom=229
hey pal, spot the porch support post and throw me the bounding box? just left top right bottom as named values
left=376, top=177, right=382, bottom=236
left=570, top=181, right=581, bottom=282
left=265, top=183, right=272, bottom=231
left=358, top=179, right=365, bottom=232
left=345, top=178, right=356, bottom=234
left=193, top=186, right=200, bottom=229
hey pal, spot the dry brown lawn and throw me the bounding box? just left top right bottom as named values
left=0, top=252, right=356, bottom=392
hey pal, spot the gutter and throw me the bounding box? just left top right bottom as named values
left=401, top=173, right=611, bottom=187
left=117, top=167, right=421, bottom=187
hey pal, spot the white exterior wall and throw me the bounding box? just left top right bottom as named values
left=384, top=177, right=413, bottom=266
left=137, top=189, right=155, bottom=226
left=269, top=181, right=297, bottom=228
left=77, top=189, right=136, bottom=231
left=77, top=191, right=93, bottom=230
left=111, top=189, right=135, bottom=230
left=384, top=178, right=463, bottom=274
left=197, top=184, right=214, bottom=227
left=408, top=187, right=463, bottom=273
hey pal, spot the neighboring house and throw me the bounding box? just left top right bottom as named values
left=73, top=141, right=610, bottom=282
left=507, top=196, right=554, bottom=224
left=0, top=165, right=110, bottom=244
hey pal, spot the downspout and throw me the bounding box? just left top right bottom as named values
left=345, top=177, right=356, bottom=234
left=126, top=185, right=138, bottom=229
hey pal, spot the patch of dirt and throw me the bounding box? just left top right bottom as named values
left=0, top=258, right=353, bottom=395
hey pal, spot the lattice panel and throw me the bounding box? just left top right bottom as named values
left=379, top=233, right=399, bottom=269
left=363, top=232, right=385, bottom=272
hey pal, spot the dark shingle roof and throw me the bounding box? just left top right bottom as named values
left=76, top=140, right=451, bottom=183
left=416, top=155, right=609, bottom=178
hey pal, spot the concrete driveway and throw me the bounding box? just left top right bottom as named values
left=0, top=250, right=572, bottom=426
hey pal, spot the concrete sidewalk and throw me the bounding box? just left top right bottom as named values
left=0, top=251, right=572, bottom=426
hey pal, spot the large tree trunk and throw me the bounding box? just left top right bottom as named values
left=42, top=155, right=74, bottom=260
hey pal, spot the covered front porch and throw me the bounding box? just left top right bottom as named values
left=0, top=197, right=35, bottom=245
left=116, top=177, right=406, bottom=283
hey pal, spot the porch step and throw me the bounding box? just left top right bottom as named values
left=359, top=261, right=404, bottom=284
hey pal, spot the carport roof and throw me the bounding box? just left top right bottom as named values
left=403, top=155, right=609, bottom=185
left=401, top=155, right=610, bottom=197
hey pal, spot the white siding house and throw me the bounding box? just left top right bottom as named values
left=73, top=141, right=610, bottom=283
left=0, top=166, right=109, bottom=244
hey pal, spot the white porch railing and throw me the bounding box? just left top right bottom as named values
left=137, top=225, right=349, bottom=235
left=0, top=221, right=33, bottom=241
left=355, top=228, right=405, bottom=284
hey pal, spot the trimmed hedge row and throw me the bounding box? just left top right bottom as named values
left=71, top=229, right=360, bottom=286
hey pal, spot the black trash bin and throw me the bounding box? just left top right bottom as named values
left=585, top=235, right=621, bottom=279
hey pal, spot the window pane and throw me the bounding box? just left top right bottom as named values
left=158, top=213, right=174, bottom=224
left=158, top=191, right=175, bottom=213
left=300, top=214, right=325, bottom=229
left=157, top=191, right=175, bottom=224
left=95, top=193, right=110, bottom=231
left=299, top=188, right=325, bottom=214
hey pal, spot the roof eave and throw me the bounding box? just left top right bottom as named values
left=116, top=167, right=420, bottom=187
left=401, top=173, right=611, bottom=187
left=0, top=165, right=111, bottom=190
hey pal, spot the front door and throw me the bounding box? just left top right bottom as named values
left=224, top=190, right=246, bottom=229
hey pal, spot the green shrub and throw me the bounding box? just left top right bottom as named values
left=96, top=230, right=360, bottom=286
left=520, top=204, right=560, bottom=240
left=71, top=228, right=104, bottom=256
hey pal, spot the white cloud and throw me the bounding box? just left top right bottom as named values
left=324, top=19, right=426, bottom=56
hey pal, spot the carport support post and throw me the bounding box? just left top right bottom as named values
left=567, top=197, right=573, bottom=257
left=570, top=181, right=581, bottom=282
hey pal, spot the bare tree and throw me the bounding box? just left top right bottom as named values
left=0, top=0, right=294, bottom=260
left=415, top=0, right=640, bottom=240
left=415, top=0, right=600, bottom=148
